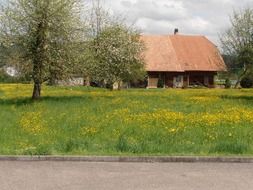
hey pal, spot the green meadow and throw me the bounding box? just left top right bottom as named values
left=0, top=84, right=253, bottom=156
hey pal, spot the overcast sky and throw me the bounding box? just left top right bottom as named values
left=99, top=0, right=253, bottom=46
left=0, top=0, right=252, bottom=46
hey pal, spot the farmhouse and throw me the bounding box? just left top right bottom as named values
left=141, top=31, right=227, bottom=88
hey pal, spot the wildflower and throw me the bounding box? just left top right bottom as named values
left=169, top=128, right=176, bottom=133
left=19, top=111, right=46, bottom=135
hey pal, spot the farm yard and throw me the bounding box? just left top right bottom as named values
left=0, top=84, right=253, bottom=156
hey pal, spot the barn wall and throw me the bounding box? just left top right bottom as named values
left=147, top=71, right=217, bottom=88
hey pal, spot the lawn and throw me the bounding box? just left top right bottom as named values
left=0, top=84, right=253, bottom=156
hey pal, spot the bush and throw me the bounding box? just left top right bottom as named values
left=240, top=77, right=253, bottom=88
left=0, top=69, right=31, bottom=83
left=225, top=78, right=232, bottom=89
left=0, top=70, right=16, bottom=83
left=157, top=77, right=164, bottom=88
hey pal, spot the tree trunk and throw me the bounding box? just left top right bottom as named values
left=84, top=76, right=91, bottom=86
left=32, top=64, right=42, bottom=99
left=234, top=80, right=241, bottom=89
left=32, top=83, right=41, bottom=100
left=48, top=73, right=57, bottom=86
left=32, top=82, right=41, bottom=100
left=234, top=66, right=248, bottom=88
left=117, top=81, right=122, bottom=90
left=31, top=19, right=47, bottom=99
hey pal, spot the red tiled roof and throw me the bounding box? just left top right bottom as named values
left=141, top=34, right=227, bottom=72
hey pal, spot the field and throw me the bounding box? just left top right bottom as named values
left=0, top=84, right=253, bottom=156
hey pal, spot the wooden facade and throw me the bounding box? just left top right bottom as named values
left=147, top=71, right=216, bottom=88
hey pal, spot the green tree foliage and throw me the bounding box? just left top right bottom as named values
left=79, top=0, right=146, bottom=89
left=220, top=8, right=253, bottom=88
left=0, top=0, right=85, bottom=99
left=225, top=78, right=232, bottom=89
left=73, top=0, right=111, bottom=86
left=240, top=77, right=253, bottom=88
left=238, top=45, right=253, bottom=66
left=89, top=24, right=146, bottom=89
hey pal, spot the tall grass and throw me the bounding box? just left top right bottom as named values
left=0, top=84, right=253, bottom=156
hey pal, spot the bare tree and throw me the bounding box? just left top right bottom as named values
left=89, top=0, right=109, bottom=38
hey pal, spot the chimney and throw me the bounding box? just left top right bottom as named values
left=174, top=28, right=179, bottom=35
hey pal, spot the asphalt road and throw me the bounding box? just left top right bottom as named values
left=0, top=161, right=253, bottom=190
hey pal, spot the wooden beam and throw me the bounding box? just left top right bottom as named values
left=147, top=74, right=150, bottom=89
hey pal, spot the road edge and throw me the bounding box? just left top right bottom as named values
left=0, top=156, right=253, bottom=163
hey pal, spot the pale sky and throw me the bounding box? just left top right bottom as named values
left=100, top=0, right=253, bottom=46
left=1, top=0, right=252, bottom=46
